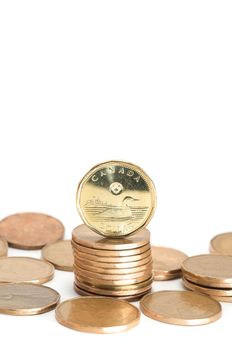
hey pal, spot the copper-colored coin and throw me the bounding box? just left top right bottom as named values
left=72, top=225, right=150, bottom=250
left=0, top=212, right=64, bottom=249
left=210, top=232, right=232, bottom=255
left=42, top=240, right=74, bottom=271
left=0, top=257, right=54, bottom=284
left=73, top=255, right=152, bottom=269
left=75, top=274, right=153, bottom=286
left=75, top=242, right=150, bottom=257
left=181, top=254, right=232, bottom=288
left=0, top=238, right=8, bottom=257
left=151, top=246, right=187, bottom=281
left=182, top=277, right=232, bottom=296
left=56, top=296, right=140, bottom=333
left=0, top=283, right=60, bottom=315
left=140, top=290, right=222, bottom=326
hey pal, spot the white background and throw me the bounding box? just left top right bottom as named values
left=0, top=0, right=232, bottom=349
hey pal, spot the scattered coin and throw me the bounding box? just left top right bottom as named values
left=210, top=232, right=232, bottom=255
left=56, top=296, right=140, bottom=333
left=0, top=283, right=60, bottom=315
left=0, top=238, right=8, bottom=257
left=140, top=290, right=222, bottom=326
left=151, top=246, right=187, bottom=280
left=181, top=254, right=232, bottom=288
left=42, top=240, right=74, bottom=271
left=0, top=212, right=64, bottom=249
left=0, top=257, right=54, bottom=284
left=182, top=277, right=232, bottom=297
left=76, top=160, right=156, bottom=237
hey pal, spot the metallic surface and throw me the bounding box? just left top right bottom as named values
left=73, top=256, right=152, bottom=269
left=0, top=212, right=64, bottom=249
left=0, top=283, right=60, bottom=315
left=74, top=260, right=152, bottom=274
left=75, top=242, right=150, bottom=257
left=210, top=232, right=232, bottom=255
left=75, top=274, right=153, bottom=286
left=42, top=240, right=74, bottom=271
left=55, top=296, right=140, bottom=333
left=76, top=161, right=156, bottom=237
left=73, top=248, right=151, bottom=262
left=182, top=276, right=232, bottom=296
left=0, top=238, right=8, bottom=257
left=140, top=290, right=222, bottom=326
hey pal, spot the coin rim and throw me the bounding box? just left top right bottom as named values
left=42, top=239, right=74, bottom=272
left=0, top=237, right=8, bottom=257
left=210, top=232, right=232, bottom=255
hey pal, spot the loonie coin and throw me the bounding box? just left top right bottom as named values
left=210, top=232, right=232, bottom=255
left=76, top=161, right=156, bottom=237
left=42, top=240, right=74, bottom=271
left=75, top=242, right=150, bottom=257
left=0, top=238, right=8, bottom=257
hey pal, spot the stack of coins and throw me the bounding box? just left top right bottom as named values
left=181, top=254, right=232, bottom=302
left=73, top=161, right=156, bottom=300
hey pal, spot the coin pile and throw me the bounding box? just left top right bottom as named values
left=181, top=254, right=232, bottom=302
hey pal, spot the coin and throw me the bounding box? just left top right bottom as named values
left=210, top=232, right=232, bottom=255
left=0, top=257, right=54, bottom=284
left=181, top=254, right=232, bottom=288
left=0, top=212, right=64, bottom=249
left=140, top=290, right=222, bottom=326
left=151, top=246, right=187, bottom=280
left=76, top=161, right=156, bottom=237
left=42, top=240, right=74, bottom=271
left=56, top=297, right=140, bottom=333
left=0, top=283, right=60, bottom=315
left=75, top=242, right=150, bottom=257
left=0, top=238, right=8, bottom=257
left=75, top=274, right=153, bottom=286
left=72, top=224, right=150, bottom=250
left=74, top=255, right=152, bottom=269
left=182, top=277, right=232, bottom=296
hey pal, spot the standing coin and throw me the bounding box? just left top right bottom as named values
left=55, top=297, right=140, bottom=333
left=140, top=290, right=222, bottom=326
left=76, top=161, right=156, bottom=237
left=0, top=212, right=64, bottom=249
left=0, top=257, right=54, bottom=284
left=0, top=283, right=60, bottom=315
left=0, top=238, right=8, bottom=257
left=42, top=240, right=74, bottom=271
left=151, top=246, right=188, bottom=280
left=210, top=232, right=232, bottom=255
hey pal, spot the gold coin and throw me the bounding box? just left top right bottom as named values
left=181, top=254, right=232, bottom=288
left=140, top=290, right=222, bottom=326
left=182, top=277, right=232, bottom=296
left=210, top=232, right=232, bottom=255
left=76, top=161, right=156, bottom=237
left=0, top=257, right=54, bottom=284
left=73, top=255, right=152, bottom=269
left=151, top=246, right=187, bottom=281
left=75, top=274, right=153, bottom=286
left=56, top=296, right=140, bottom=333
left=0, top=238, right=8, bottom=257
left=42, top=240, right=74, bottom=271
left=75, top=242, right=150, bottom=257
left=0, top=283, right=60, bottom=315
left=72, top=224, right=150, bottom=250
left=0, top=212, right=64, bottom=249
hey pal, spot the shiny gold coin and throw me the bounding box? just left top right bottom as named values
left=76, top=161, right=156, bottom=238
left=75, top=274, right=153, bottom=286
left=75, top=242, right=150, bottom=257
left=0, top=257, right=54, bottom=284
left=0, top=283, right=60, bottom=315
left=72, top=225, right=150, bottom=250
left=0, top=212, right=64, bottom=249
left=151, top=246, right=187, bottom=281
left=140, top=290, right=222, bottom=326
left=42, top=240, right=74, bottom=271
left=74, top=255, right=152, bottom=269
left=210, top=232, right=232, bottom=256
left=56, top=296, right=140, bottom=333
left=0, top=238, right=8, bottom=257
left=181, top=254, right=232, bottom=288
left=182, top=277, right=232, bottom=296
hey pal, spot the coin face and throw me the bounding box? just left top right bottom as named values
left=0, top=238, right=8, bottom=257
left=210, top=232, right=232, bottom=255
left=181, top=254, right=232, bottom=288
left=0, top=283, right=60, bottom=315
left=55, top=297, right=140, bottom=333
left=0, top=212, right=64, bottom=249
left=151, top=246, right=188, bottom=280
left=42, top=240, right=74, bottom=271
left=0, top=257, right=54, bottom=284
left=76, top=161, right=156, bottom=237
left=140, top=291, right=222, bottom=326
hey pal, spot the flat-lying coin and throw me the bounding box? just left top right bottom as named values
left=182, top=277, right=232, bottom=296
left=0, top=238, right=8, bottom=257
left=75, top=243, right=150, bottom=257
left=0, top=283, right=60, bottom=315
left=140, top=290, right=222, bottom=326
left=151, top=246, right=187, bottom=280
left=0, top=257, right=54, bottom=284
left=76, top=161, right=156, bottom=237
left=0, top=212, right=64, bottom=249
left=210, top=232, right=232, bottom=255
left=74, top=255, right=152, bottom=269
left=56, top=297, right=140, bottom=333
left=75, top=266, right=152, bottom=280
left=72, top=225, right=150, bottom=250
left=42, top=240, right=74, bottom=271
left=75, top=274, right=153, bottom=286
left=181, top=254, right=232, bottom=288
